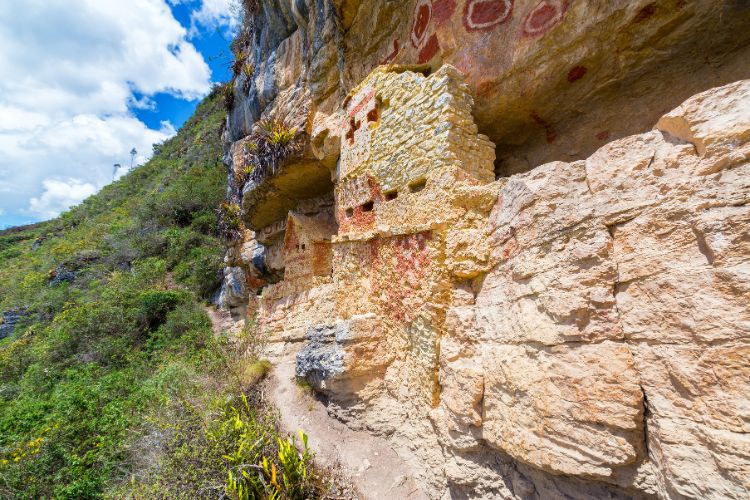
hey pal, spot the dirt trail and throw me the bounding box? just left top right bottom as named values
left=205, top=306, right=427, bottom=500
left=267, top=354, right=428, bottom=500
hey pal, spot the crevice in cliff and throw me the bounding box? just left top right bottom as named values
left=639, top=384, right=652, bottom=462
left=691, top=225, right=716, bottom=265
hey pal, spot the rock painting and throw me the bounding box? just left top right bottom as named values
left=381, top=39, right=401, bottom=64
left=411, top=0, right=433, bottom=48
left=411, top=0, right=442, bottom=64
left=432, top=0, right=457, bottom=24
left=371, top=232, right=433, bottom=323
left=463, top=0, right=513, bottom=31
left=340, top=87, right=377, bottom=178
left=523, top=0, right=569, bottom=37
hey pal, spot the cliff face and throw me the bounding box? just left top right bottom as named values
left=220, top=1, right=750, bottom=498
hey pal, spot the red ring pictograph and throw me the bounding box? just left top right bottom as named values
left=523, top=0, right=568, bottom=37
left=411, top=0, right=433, bottom=48
left=463, top=0, right=513, bottom=32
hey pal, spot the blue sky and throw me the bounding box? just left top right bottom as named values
left=0, top=0, right=237, bottom=229
left=133, top=1, right=233, bottom=131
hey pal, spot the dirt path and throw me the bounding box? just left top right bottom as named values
left=205, top=305, right=243, bottom=336
left=266, top=352, right=428, bottom=500
left=204, top=306, right=427, bottom=499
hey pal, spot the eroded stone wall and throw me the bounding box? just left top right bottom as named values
left=219, top=1, right=750, bottom=497
left=264, top=74, right=749, bottom=498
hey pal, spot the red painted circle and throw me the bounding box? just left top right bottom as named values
left=412, top=0, right=432, bottom=48
left=463, top=0, right=513, bottom=32
left=418, top=33, right=440, bottom=63
left=523, top=0, right=568, bottom=37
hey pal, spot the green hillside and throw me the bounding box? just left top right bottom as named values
left=0, top=89, right=324, bottom=499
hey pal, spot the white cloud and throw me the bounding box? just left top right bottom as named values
left=0, top=0, right=216, bottom=224
left=190, top=0, right=241, bottom=36
left=29, top=179, right=97, bottom=219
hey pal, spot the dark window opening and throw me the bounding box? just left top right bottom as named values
left=409, top=179, right=426, bottom=193
left=385, top=190, right=398, bottom=201
left=346, top=118, right=356, bottom=144
left=362, top=201, right=374, bottom=212
left=346, top=208, right=354, bottom=218
left=301, top=244, right=306, bottom=250
left=367, top=107, right=379, bottom=123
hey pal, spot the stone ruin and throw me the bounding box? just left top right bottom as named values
left=219, top=1, right=750, bottom=498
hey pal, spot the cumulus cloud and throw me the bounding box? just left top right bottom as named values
left=0, top=0, right=221, bottom=223
left=29, top=179, right=98, bottom=219
left=191, top=0, right=241, bottom=34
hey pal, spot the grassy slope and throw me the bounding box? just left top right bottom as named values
left=0, top=88, right=328, bottom=500
left=0, top=90, right=231, bottom=498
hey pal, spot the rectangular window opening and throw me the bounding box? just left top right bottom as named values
left=362, top=201, right=374, bottom=212
left=385, top=190, right=398, bottom=201
left=409, top=179, right=427, bottom=193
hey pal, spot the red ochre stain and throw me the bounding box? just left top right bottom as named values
left=381, top=39, right=400, bottom=64
left=523, top=0, right=568, bottom=37
left=413, top=2, right=432, bottom=47
left=348, top=89, right=375, bottom=117
left=567, top=65, right=587, bottom=82
left=418, top=33, right=440, bottom=64
left=596, top=130, right=610, bottom=141
left=530, top=111, right=556, bottom=143
left=433, top=0, right=457, bottom=24
left=371, top=232, right=433, bottom=322
left=633, top=2, right=657, bottom=23
left=464, top=0, right=513, bottom=31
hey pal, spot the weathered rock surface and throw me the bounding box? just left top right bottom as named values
left=248, top=76, right=750, bottom=499
left=221, top=1, right=750, bottom=497
left=227, top=0, right=750, bottom=182
left=0, top=310, right=23, bottom=340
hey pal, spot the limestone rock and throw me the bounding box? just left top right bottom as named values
left=296, top=315, right=392, bottom=397
left=225, top=3, right=750, bottom=493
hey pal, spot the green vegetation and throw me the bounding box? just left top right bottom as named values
left=240, top=119, right=300, bottom=187
left=0, top=88, right=329, bottom=498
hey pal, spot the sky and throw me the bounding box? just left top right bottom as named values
left=0, top=0, right=239, bottom=229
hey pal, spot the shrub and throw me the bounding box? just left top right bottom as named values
left=220, top=396, right=319, bottom=500
left=217, top=201, right=243, bottom=242
left=137, top=290, right=185, bottom=331
left=172, top=246, right=223, bottom=298
left=224, top=84, right=236, bottom=112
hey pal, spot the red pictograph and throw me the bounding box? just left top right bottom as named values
left=412, top=0, right=433, bottom=48
left=523, top=0, right=569, bottom=37
left=463, top=0, right=513, bottom=32
left=433, top=0, right=457, bottom=24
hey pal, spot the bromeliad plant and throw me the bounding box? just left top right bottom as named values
left=221, top=395, right=316, bottom=500
left=242, top=118, right=301, bottom=186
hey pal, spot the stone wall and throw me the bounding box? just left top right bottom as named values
left=219, top=1, right=750, bottom=497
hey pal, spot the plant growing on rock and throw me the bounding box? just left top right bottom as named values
left=217, top=201, right=243, bottom=242
left=224, top=84, right=235, bottom=112
left=243, top=118, right=301, bottom=185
